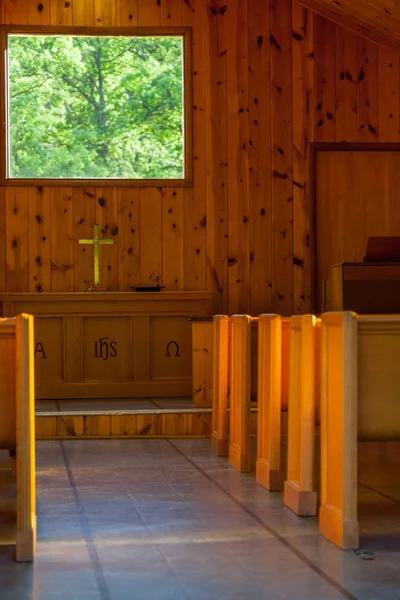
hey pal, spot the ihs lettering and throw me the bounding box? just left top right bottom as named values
left=94, top=337, right=118, bottom=360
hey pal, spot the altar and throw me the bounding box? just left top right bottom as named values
left=0, top=292, right=212, bottom=399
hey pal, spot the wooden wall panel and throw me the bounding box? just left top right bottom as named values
left=1, top=0, right=400, bottom=316
left=94, top=0, right=117, bottom=26
left=378, top=46, right=400, bottom=142
left=161, top=0, right=182, bottom=26
left=248, top=0, right=271, bottom=316
left=73, top=188, right=96, bottom=291
left=227, top=0, right=250, bottom=315
left=6, top=188, right=29, bottom=292
left=28, top=188, right=51, bottom=293
left=95, top=188, right=119, bottom=290
left=271, top=0, right=293, bottom=316
left=50, top=0, right=72, bottom=26
left=162, top=189, right=184, bottom=289
left=356, top=39, right=379, bottom=142
left=314, top=15, right=336, bottom=142
left=335, top=27, right=358, bottom=142
left=51, top=188, right=74, bottom=292
left=116, top=0, right=138, bottom=26
left=72, top=0, right=95, bottom=26
left=205, top=2, right=228, bottom=313
left=117, top=188, right=140, bottom=290
left=0, top=189, right=6, bottom=292
left=183, top=0, right=207, bottom=292
left=292, top=3, right=315, bottom=314
left=28, top=0, right=50, bottom=24
left=4, top=0, right=28, bottom=24
left=138, top=0, right=161, bottom=26
left=139, top=188, right=162, bottom=286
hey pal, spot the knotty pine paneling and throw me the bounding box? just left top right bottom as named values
left=1, top=0, right=400, bottom=316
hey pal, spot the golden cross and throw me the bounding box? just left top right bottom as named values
left=78, top=224, right=114, bottom=289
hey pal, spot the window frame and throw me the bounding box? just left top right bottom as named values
left=0, top=25, right=193, bottom=187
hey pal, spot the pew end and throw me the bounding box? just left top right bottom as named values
left=256, top=315, right=285, bottom=492
left=229, top=315, right=254, bottom=473
left=284, top=316, right=320, bottom=517
left=0, top=314, right=36, bottom=562
left=211, top=315, right=230, bottom=457
left=319, top=312, right=359, bottom=549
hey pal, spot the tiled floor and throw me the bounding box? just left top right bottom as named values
left=0, top=439, right=400, bottom=600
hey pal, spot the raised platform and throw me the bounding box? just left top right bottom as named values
left=35, top=398, right=261, bottom=440
left=35, top=398, right=214, bottom=439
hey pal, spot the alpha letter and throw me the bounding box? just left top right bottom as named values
left=35, top=342, right=47, bottom=359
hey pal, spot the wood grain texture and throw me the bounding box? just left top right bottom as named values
left=50, top=0, right=72, bottom=25
left=4, top=0, right=28, bottom=24
left=139, top=188, right=162, bottom=286
left=116, top=0, right=138, bottom=26
left=356, top=38, right=379, bottom=142
left=161, top=0, right=182, bottom=26
left=138, top=0, right=161, bottom=26
left=271, top=0, right=293, bottom=316
left=72, top=0, right=95, bottom=25
left=314, top=15, right=336, bottom=142
left=117, top=187, right=140, bottom=290
left=297, top=0, right=400, bottom=52
left=0, top=188, right=6, bottom=292
left=227, top=0, right=250, bottom=315
left=378, top=45, right=400, bottom=142
left=51, top=188, right=74, bottom=292
left=335, top=26, right=357, bottom=142
left=73, top=188, right=96, bottom=291
left=183, top=0, right=206, bottom=292
left=6, top=188, right=29, bottom=292
left=95, top=188, right=119, bottom=290
left=162, top=188, right=184, bottom=290
left=28, top=187, right=51, bottom=293
left=1, top=0, right=400, bottom=315
left=292, top=3, right=315, bottom=314
left=248, top=0, right=271, bottom=315
left=28, top=0, right=50, bottom=25
left=205, top=1, right=228, bottom=313
left=94, top=0, right=117, bottom=26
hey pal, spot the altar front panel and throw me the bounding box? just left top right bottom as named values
left=0, top=292, right=212, bottom=399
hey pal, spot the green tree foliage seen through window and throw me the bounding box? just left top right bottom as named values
left=8, top=35, right=184, bottom=179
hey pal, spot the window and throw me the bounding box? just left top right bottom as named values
left=1, top=27, right=192, bottom=186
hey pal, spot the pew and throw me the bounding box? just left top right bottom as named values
left=211, top=315, right=230, bottom=456
left=284, top=315, right=320, bottom=515
left=0, top=314, right=36, bottom=562
left=256, top=315, right=289, bottom=491
left=320, top=312, right=400, bottom=550
left=211, top=315, right=259, bottom=459
left=229, top=315, right=255, bottom=472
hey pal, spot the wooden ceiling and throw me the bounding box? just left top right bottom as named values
left=297, top=0, right=400, bottom=49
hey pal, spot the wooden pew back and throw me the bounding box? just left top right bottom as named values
left=211, top=315, right=230, bottom=456
left=0, top=314, right=36, bottom=562
left=229, top=315, right=255, bottom=472
left=358, top=315, right=400, bottom=441
left=0, top=319, right=16, bottom=449
left=284, top=315, right=320, bottom=516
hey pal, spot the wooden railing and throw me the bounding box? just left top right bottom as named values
left=0, top=314, right=36, bottom=562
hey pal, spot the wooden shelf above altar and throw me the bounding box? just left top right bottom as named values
left=0, top=291, right=212, bottom=400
